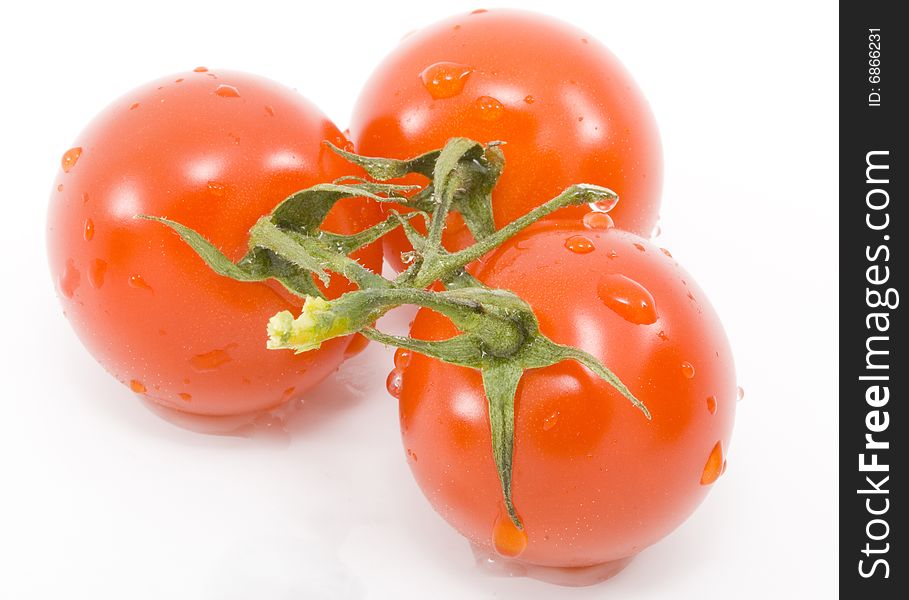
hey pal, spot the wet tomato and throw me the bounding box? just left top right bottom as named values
left=350, top=9, right=662, bottom=270
left=47, top=69, right=382, bottom=419
left=397, top=222, right=735, bottom=571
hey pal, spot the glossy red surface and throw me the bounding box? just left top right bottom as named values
left=399, top=223, right=735, bottom=568
left=48, top=70, right=382, bottom=416
left=351, top=9, right=663, bottom=270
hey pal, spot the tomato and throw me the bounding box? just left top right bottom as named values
left=397, top=222, right=735, bottom=570
left=350, top=9, right=662, bottom=271
left=47, top=69, right=382, bottom=418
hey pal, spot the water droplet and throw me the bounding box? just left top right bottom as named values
left=651, top=224, right=662, bottom=237
left=331, top=134, right=353, bottom=153
left=420, top=62, right=472, bottom=99
left=179, top=392, right=192, bottom=402
left=681, top=361, right=695, bottom=379
left=523, top=95, right=535, bottom=104
left=89, top=259, right=107, bottom=289
left=386, top=369, right=404, bottom=398
left=737, top=386, right=745, bottom=402
left=175, top=78, right=184, bottom=83
left=578, top=116, right=584, bottom=122
left=82, top=192, right=90, bottom=205
left=56, top=184, right=64, bottom=192
left=607, top=250, right=618, bottom=259
left=193, top=66, right=209, bottom=72
left=596, top=274, right=658, bottom=324
left=565, top=235, right=595, bottom=254
left=83, top=218, right=94, bottom=241
left=207, top=181, right=226, bottom=196
left=215, top=84, right=240, bottom=98
left=581, top=37, right=589, bottom=44
left=59, top=259, right=80, bottom=298
left=61, top=147, right=82, bottom=173
left=128, top=274, right=153, bottom=292
left=190, top=348, right=233, bottom=372
left=130, top=380, right=147, bottom=394
left=582, top=211, right=614, bottom=230
left=657, top=330, right=669, bottom=341
left=406, top=448, right=418, bottom=461
left=588, top=196, right=619, bottom=213
left=493, top=508, right=527, bottom=558
left=633, top=242, right=646, bottom=252
left=264, top=105, right=275, bottom=117
left=700, top=441, right=724, bottom=485
left=394, top=347, right=413, bottom=369
left=660, top=248, right=673, bottom=258
left=129, top=102, right=140, bottom=110
left=471, top=8, right=488, bottom=14
left=475, top=95, right=504, bottom=121
left=706, top=395, right=717, bottom=414
left=542, top=410, right=560, bottom=431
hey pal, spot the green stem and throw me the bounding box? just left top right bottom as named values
left=318, top=211, right=422, bottom=256
left=250, top=218, right=390, bottom=290
left=555, top=345, right=652, bottom=419
left=267, top=286, right=528, bottom=358
left=482, top=364, right=524, bottom=528
left=360, top=328, right=486, bottom=367
left=414, top=183, right=618, bottom=287
left=420, top=139, right=480, bottom=270
left=422, top=184, right=455, bottom=269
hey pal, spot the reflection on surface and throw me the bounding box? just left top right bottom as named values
left=471, top=542, right=634, bottom=587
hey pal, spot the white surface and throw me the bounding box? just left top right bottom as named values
left=0, top=1, right=837, bottom=598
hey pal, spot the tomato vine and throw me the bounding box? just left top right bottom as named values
left=149, top=137, right=651, bottom=529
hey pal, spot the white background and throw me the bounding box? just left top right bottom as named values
left=0, top=1, right=837, bottom=598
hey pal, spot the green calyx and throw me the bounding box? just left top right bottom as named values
left=146, top=137, right=649, bottom=530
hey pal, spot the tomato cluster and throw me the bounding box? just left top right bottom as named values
left=48, top=9, right=735, bottom=584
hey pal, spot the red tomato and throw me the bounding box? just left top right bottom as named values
left=350, top=9, right=662, bottom=270
left=47, top=69, right=382, bottom=417
left=397, top=223, right=735, bottom=569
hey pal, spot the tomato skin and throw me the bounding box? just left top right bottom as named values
left=399, top=223, right=735, bottom=567
left=47, top=70, right=382, bottom=417
left=350, top=9, right=662, bottom=270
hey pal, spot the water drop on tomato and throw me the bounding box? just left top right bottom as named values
left=475, top=95, right=504, bottom=121
left=386, top=369, right=404, bottom=398
left=681, top=361, right=696, bottom=379
left=596, top=274, right=658, bottom=325
left=61, top=147, right=82, bottom=173
left=565, top=235, right=595, bottom=254
left=419, top=62, right=472, bottom=99
left=492, top=508, right=527, bottom=558
left=700, top=442, right=724, bottom=485
left=582, top=211, right=613, bottom=230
